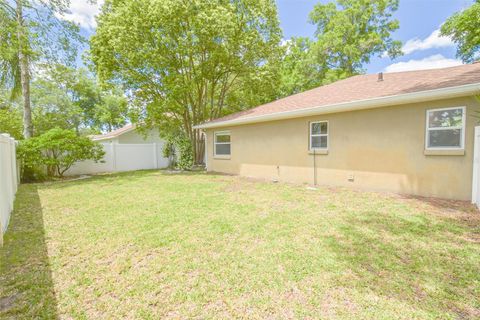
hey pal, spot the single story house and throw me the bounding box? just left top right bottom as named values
left=67, top=124, right=169, bottom=175
left=195, top=63, right=480, bottom=202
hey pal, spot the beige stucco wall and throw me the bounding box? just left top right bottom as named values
left=206, top=96, right=480, bottom=201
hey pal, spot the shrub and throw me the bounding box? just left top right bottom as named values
left=18, top=128, right=105, bottom=179
left=176, top=137, right=193, bottom=170
left=162, top=140, right=177, bottom=169
left=161, top=134, right=193, bottom=170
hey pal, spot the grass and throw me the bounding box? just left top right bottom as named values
left=1, top=170, right=479, bottom=319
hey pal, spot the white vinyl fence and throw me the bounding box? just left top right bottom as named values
left=66, top=142, right=170, bottom=176
left=0, top=134, right=19, bottom=245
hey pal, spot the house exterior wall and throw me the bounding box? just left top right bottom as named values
left=205, top=96, right=480, bottom=201
left=117, top=129, right=161, bottom=144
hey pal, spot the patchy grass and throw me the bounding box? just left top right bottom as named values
left=1, top=170, right=479, bottom=319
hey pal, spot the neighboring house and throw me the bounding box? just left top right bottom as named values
left=67, top=124, right=169, bottom=175
left=195, top=63, right=480, bottom=202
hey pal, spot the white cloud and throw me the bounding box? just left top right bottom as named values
left=384, top=54, right=462, bottom=73
left=58, top=0, right=104, bottom=30
left=401, top=29, right=454, bottom=55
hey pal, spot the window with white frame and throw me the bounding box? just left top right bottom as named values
left=426, top=107, right=465, bottom=150
left=214, top=131, right=231, bottom=157
left=310, top=121, right=328, bottom=150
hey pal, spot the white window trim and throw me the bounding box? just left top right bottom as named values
left=309, top=121, right=329, bottom=151
left=214, top=130, right=231, bottom=159
left=425, top=106, right=466, bottom=151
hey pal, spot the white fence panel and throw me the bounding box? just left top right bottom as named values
left=0, top=134, right=18, bottom=244
left=67, top=143, right=115, bottom=175
left=67, top=142, right=169, bottom=176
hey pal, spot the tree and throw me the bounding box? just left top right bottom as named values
left=30, top=70, right=84, bottom=134
left=441, top=0, right=480, bottom=63
left=277, top=0, right=401, bottom=97
left=94, top=88, right=129, bottom=132
left=278, top=37, right=324, bottom=96
left=91, top=0, right=283, bottom=164
left=32, top=64, right=100, bottom=134
left=0, top=0, right=83, bottom=138
left=0, top=90, right=23, bottom=140
left=309, top=0, right=402, bottom=76
left=28, top=64, right=129, bottom=135
left=17, top=128, right=105, bottom=178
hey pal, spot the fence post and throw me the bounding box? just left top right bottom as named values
left=153, top=143, right=158, bottom=169
left=111, top=142, right=117, bottom=172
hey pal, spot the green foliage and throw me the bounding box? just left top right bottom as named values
left=309, top=0, right=402, bottom=74
left=94, top=88, right=130, bottom=132
left=0, top=10, right=21, bottom=100
left=1, top=63, right=130, bottom=136
left=176, top=137, right=194, bottom=171
left=91, top=0, right=283, bottom=163
left=278, top=37, right=324, bottom=96
left=161, top=133, right=193, bottom=170
left=0, top=0, right=83, bottom=70
left=441, top=0, right=480, bottom=63
left=279, top=0, right=401, bottom=97
left=17, top=128, right=105, bottom=179
left=0, top=0, right=84, bottom=138
left=279, top=0, right=401, bottom=96
left=0, top=91, right=23, bottom=139
left=162, top=139, right=177, bottom=169
left=0, top=107, right=22, bottom=140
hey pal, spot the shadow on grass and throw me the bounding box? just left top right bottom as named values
left=0, top=184, right=58, bottom=319
left=324, top=209, right=480, bottom=318
left=39, top=169, right=212, bottom=191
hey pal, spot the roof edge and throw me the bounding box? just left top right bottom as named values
left=91, top=124, right=136, bottom=141
left=194, top=83, right=480, bottom=130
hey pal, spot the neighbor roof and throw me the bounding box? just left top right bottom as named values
left=195, top=63, right=480, bottom=129
left=91, top=124, right=135, bottom=141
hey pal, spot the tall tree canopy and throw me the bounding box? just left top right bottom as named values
left=0, top=64, right=129, bottom=138
left=279, top=0, right=402, bottom=96
left=91, top=0, right=283, bottom=163
left=0, top=0, right=82, bottom=138
left=441, top=0, right=480, bottom=63
left=309, top=0, right=402, bottom=75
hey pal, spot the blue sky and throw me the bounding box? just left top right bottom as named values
left=67, top=0, right=474, bottom=74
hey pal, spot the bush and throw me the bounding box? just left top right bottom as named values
left=176, top=137, right=194, bottom=170
left=18, top=128, right=105, bottom=179
left=161, top=134, right=193, bottom=170
left=162, top=140, right=177, bottom=169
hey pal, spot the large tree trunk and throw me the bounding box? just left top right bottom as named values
left=193, top=129, right=205, bottom=165
left=16, top=0, right=33, bottom=138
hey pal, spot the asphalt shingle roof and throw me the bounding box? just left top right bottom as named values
left=207, top=63, right=480, bottom=125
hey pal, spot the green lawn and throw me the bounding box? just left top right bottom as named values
left=1, top=170, right=479, bottom=319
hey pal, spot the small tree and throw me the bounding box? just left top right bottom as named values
left=18, top=128, right=105, bottom=178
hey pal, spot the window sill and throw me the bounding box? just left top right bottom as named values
left=308, top=149, right=328, bottom=155
left=424, top=149, right=465, bottom=156
left=213, top=155, right=231, bottom=160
